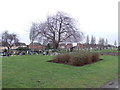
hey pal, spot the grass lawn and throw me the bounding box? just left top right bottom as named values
left=2, top=55, right=118, bottom=88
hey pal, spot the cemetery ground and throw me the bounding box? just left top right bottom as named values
left=2, top=52, right=118, bottom=88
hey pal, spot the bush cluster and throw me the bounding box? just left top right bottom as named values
left=53, top=51, right=100, bottom=66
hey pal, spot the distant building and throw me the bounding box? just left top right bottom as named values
left=29, top=42, right=45, bottom=50
left=0, top=46, right=7, bottom=52
left=77, top=43, right=83, bottom=48
left=66, top=43, right=73, bottom=49
left=74, top=43, right=83, bottom=50
left=17, top=43, right=26, bottom=47
left=59, top=43, right=66, bottom=49
left=0, top=42, right=27, bottom=50
left=11, top=42, right=27, bottom=49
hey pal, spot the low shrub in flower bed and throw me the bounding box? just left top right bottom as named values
left=48, top=51, right=101, bottom=66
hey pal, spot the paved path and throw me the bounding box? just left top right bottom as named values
left=101, top=78, right=119, bottom=88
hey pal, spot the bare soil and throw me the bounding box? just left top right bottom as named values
left=47, top=59, right=103, bottom=67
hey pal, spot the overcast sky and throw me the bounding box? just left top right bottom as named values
left=0, top=0, right=118, bottom=45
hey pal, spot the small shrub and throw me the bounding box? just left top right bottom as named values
left=53, top=54, right=71, bottom=63
left=69, top=56, right=85, bottom=66
left=91, top=52, right=99, bottom=62
left=83, top=55, right=92, bottom=64
left=52, top=51, right=100, bottom=66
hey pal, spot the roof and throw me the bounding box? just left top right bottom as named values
left=29, top=43, right=41, bottom=46
left=67, top=43, right=73, bottom=45
left=59, top=43, right=66, bottom=46
left=29, top=43, right=44, bottom=50
left=15, top=42, right=26, bottom=46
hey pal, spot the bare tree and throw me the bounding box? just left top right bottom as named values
left=2, top=30, right=19, bottom=55
left=90, top=35, right=96, bottom=48
left=29, top=23, right=43, bottom=43
left=98, top=38, right=104, bottom=45
left=85, top=35, right=90, bottom=49
left=29, top=11, right=83, bottom=49
left=98, top=38, right=104, bottom=49
left=104, top=39, right=108, bottom=49
left=91, top=35, right=95, bottom=45
left=86, top=35, right=89, bottom=44
left=114, top=40, right=117, bottom=47
left=93, top=36, right=96, bottom=44
left=105, top=39, right=108, bottom=46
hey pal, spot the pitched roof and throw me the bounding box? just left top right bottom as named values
left=29, top=43, right=41, bottom=46
left=15, top=42, right=26, bottom=46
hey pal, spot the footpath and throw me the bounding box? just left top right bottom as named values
left=101, top=78, right=119, bottom=88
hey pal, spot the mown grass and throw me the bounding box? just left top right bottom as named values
left=2, top=55, right=118, bottom=88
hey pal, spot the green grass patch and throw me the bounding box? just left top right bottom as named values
left=2, top=55, right=118, bottom=88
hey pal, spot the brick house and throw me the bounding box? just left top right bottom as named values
left=29, top=43, right=44, bottom=50
left=59, top=43, right=66, bottom=49
left=0, top=42, right=27, bottom=50
left=11, top=42, right=27, bottom=50
left=76, top=43, right=83, bottom=48
left=73, top=43, right=83, bottom=50
left=66, top=43, right=73, bottom=49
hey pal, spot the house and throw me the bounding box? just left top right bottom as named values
left=66, top=43, right=73, bottom=49
left=0, top=46, right=7, bottom=53
left=17, top=43, right=27, bottom=47
left=74, top=43, right=83, bottom=50
left=29, top=42, right=44, bottom=50
left=0, top=42, right=27, bottom=55
left=0, top=42, right=27, bottom=50
left=77, top=43, right=83, bottom=49
left=11, top=42, right=27, bottom=50
left=59, top=43, right=66, bottom=49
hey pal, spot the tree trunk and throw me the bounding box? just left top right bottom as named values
left=7, top=47, right=10, bottom=56
left=53, top=42, right=59, bottom=49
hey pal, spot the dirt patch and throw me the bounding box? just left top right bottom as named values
left=47, top=59, right=103, bottom=67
